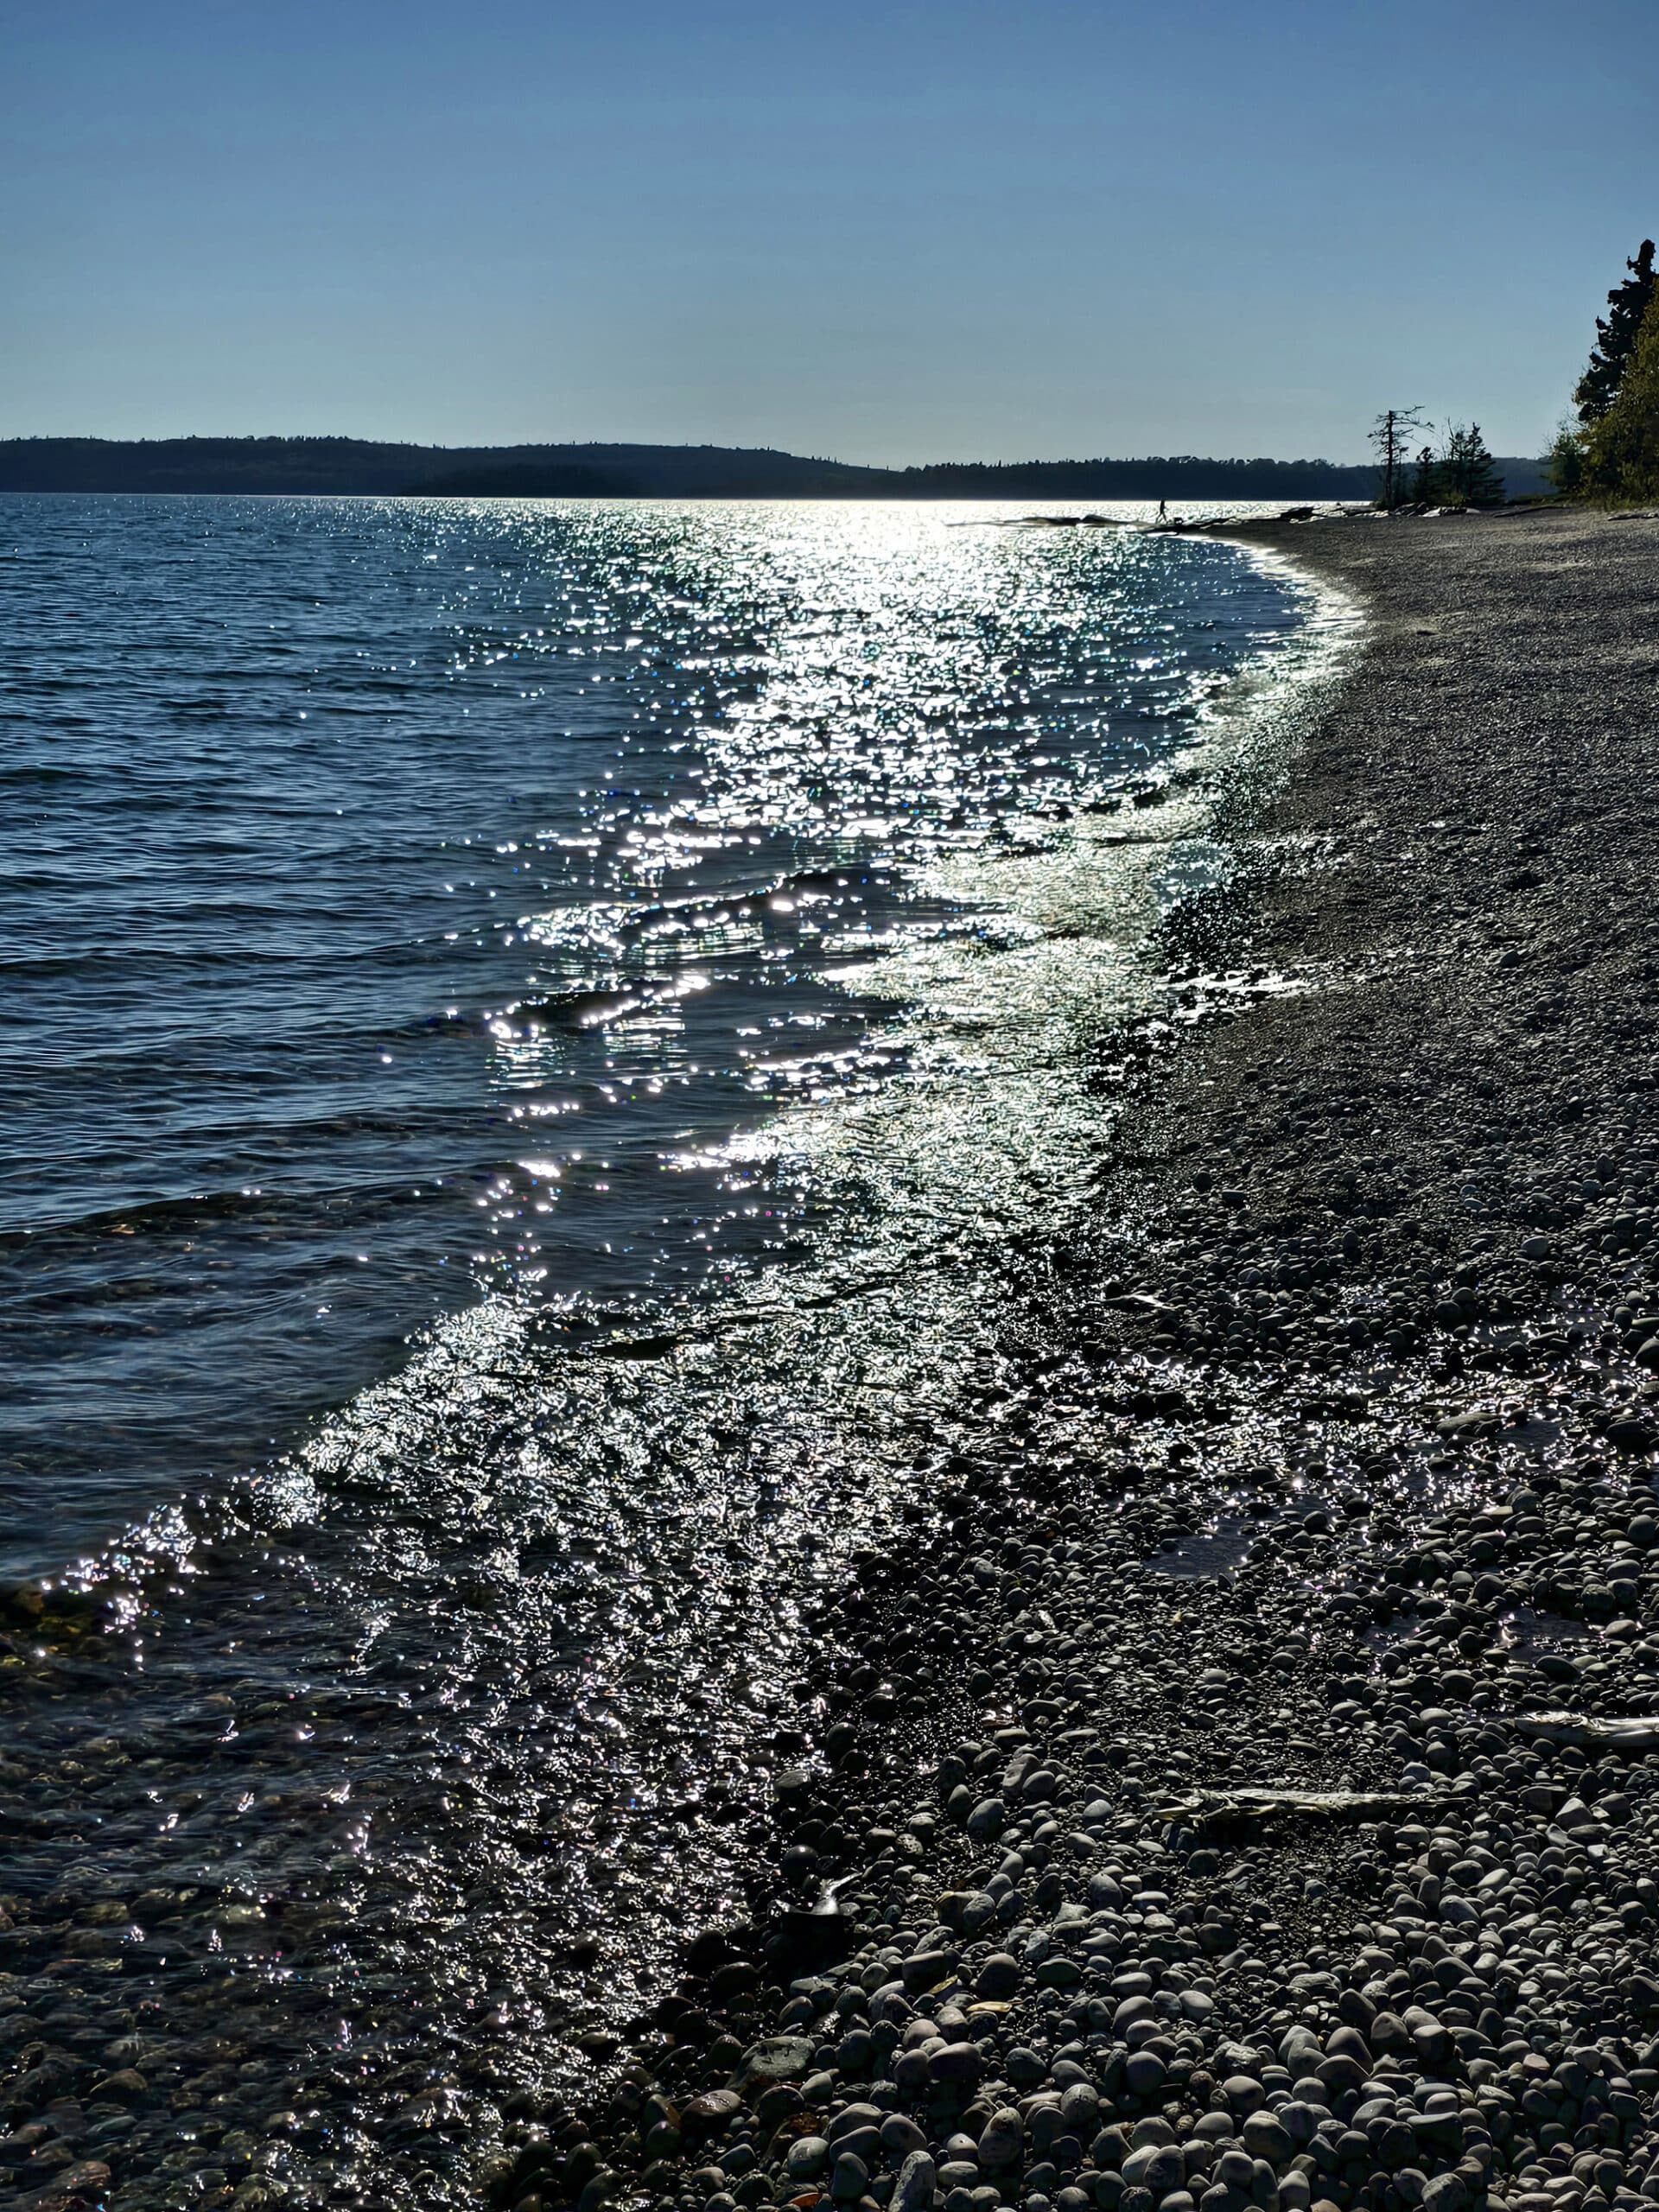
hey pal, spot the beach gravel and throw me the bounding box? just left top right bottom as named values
left=493, top=508, right=1659, bottom=2212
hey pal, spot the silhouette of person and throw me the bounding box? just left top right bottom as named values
left=1157, top=499, right=1167, bottom=523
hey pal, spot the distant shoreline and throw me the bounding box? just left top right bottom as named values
left=0, top=432, right=1539, bottom=502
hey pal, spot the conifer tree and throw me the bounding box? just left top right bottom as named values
left=1542, top=418, right=1586, bottom=497
left=1580, top=290, right=1659, bottom=502
left=1437, top=423, right=1504, bottom=506
left=1576, top=238, right=1656, bottom=423
left=1412, top=443, right=1438, bottom=505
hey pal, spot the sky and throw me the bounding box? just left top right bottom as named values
left=2, top=0, right=1656, bottom=465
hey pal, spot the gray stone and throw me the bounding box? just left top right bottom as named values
left=1123, top=2145, right=1185, bottom=2196
left=976, top=1953, right=1022, bottom=1999
left=980, top=2110, right=1026, bottom=2171
left=890, top=2150, right=938, bottom=2212
left=880, top=2115, right=929, bottom=2158
left=734, top=2036, right=817, bottom=2090
left=828, top=2103, right=884, bottom=2143
left=968, top=1797, right=1008, bottom=1838
left=831, top=2152, right=870, bottom=2202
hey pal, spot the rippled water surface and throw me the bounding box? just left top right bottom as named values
left=0, top=495, right=1331, bottom=2206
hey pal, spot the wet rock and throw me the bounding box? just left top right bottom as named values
left=683, top=2090, right=745, bottom=2139
left=786, top=2136, right=831, bottom=2179
left=739, top=2035, right=823, bottom=2088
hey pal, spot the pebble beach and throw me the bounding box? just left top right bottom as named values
left=493, top=505, right=1659, bottom=2212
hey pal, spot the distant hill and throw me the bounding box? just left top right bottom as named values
left=0, top=435, right=1367, bottom=499
left=0, top=438, right=893, bottom=498
left=0, top=434, right=1553, bottom=502
left=1488, top=454, right=1552, bottom=499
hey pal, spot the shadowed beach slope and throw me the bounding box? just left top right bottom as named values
left=525, top=507, right=1659, bottom=2212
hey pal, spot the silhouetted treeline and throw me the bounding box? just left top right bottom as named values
left=887, top=456, right=1375, bottom=497
left=0, top=434, right=1546, bottom=500
left=0, top=438, right=868, bottom=497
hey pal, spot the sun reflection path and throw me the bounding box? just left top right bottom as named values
left=0, top=499, right=1360, bottom=2209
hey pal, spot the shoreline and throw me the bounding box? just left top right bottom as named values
left=0, top=497, right=1328, bottom=2212
left=506, top=505, right=1659, bottom=2212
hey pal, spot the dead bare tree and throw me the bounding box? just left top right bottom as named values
left=1370, top=407, right=1427, bottom=509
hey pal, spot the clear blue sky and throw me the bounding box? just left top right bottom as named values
left=3, top=0, right=1655, bottom=463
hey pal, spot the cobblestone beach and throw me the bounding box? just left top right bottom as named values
left=491, top=508, right=1659, bottom=2212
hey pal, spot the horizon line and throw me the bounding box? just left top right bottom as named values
left=0, top=430, right=1389, bottom=469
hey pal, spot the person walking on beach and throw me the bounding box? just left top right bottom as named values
left=1157, top=498, right=1167, bottom=524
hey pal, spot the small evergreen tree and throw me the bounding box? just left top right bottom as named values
left=1412, top=443, right=1438, bottom=505
left=1437, top=423, right=1505, bottom=506
left=1580, top=289, right=1659, bottom=502
left=1542, top=417, right=1586, bottom=496
left=1576, top=238, right=1656, bottom=423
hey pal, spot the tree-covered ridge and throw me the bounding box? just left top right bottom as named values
left=0, top=435, right=1385, bottom=499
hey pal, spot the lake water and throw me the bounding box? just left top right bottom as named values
left=0, top=495, right=1336, bottom=2206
